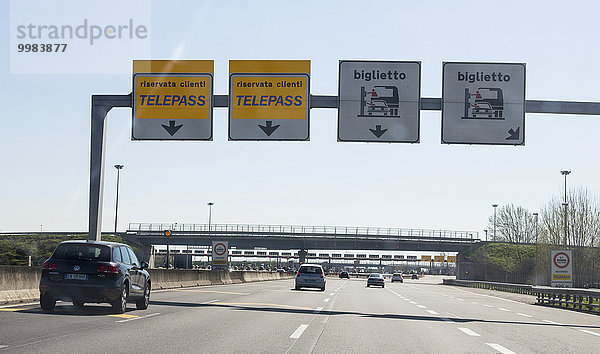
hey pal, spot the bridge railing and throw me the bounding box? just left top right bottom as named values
left=128, top=223, right=479, bottom=240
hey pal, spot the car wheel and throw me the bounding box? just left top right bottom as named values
left=295, top=285, right=300, bottom=290
left=40, top=293, right=55, bottom=311
left=382, top=284, right=385, bottom=288
left=73, top=300, right=85, bottom=309
left=136, top=282, right=150, bottom=310
left=112, top=284, right=128, bottom=314
left=320, top=287, right=325, bottom=292
left=367, top=284, right=370, bottom=287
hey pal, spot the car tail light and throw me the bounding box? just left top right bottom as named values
left=97, top=265, right=119, bottom=274
left=296, top=272, right=300, bottom=277
left=42, top=261, right=57, bottom=270
left=320, top=273, right=324, bottom=278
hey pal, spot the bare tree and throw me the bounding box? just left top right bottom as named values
left=487, top=204, right=537, bottom=243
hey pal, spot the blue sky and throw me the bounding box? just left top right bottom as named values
left=1, top=0, right=599, bottom=235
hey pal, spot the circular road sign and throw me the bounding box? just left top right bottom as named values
left=553, top=252, right=570, bottom=269
left=164, top=230, right=172, bottom=237
left=213, top=243, right=227, bottom=256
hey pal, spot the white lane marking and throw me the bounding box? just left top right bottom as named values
left=0, top=302, right=38, bottom=308
left=484, top=304, right=494, bottom=308
left=458, top=327, right=480, bottom=336
left=0, top=345, right=8, bottom=349
left=201, top=299, right=220, bottom=304
left=471, top=302, right=478, bottom=305
left=314, top=307, right=323, bottom=314
left=486, top=343, right=516, bottom=354
left=579, top=329, right=600, bottom=337
left=290, top=324, right=309, bottom=339
left=329, top=293, right=335, bottom=296
left=448, top=296, right=454, bottom=299
left=498, top=307, right=510, bottom=312
left=409, top=301, right=417, bottom=304
left=417, top=305, right=426, bottom=309
left=456, top=298, right=465, bottom=301
left=323, top=298, right=330, bottom=303
left=403, top=299, right=410, bottom=301
left=116, top=313, right=161, bottom=323
left=543, top=319, right=564, bottom=325
left=427, top=310, right=439, bottom=315
left=441, top=318, right=454, bottom=323
left=517, top=313, right=532, bottom=318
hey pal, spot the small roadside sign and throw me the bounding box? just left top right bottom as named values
left=551, top=250, right=572, bottom=288
left=132, top=60, right=213, bottom=140
left=228, top=60, right=310, bottom=141
left=212, top=241, right=229, bottom=269
left=442, top=62, right=526, bottom=145
left=338, top=60, right=421, bottom=143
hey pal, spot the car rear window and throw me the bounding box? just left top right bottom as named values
left=52, top=244, right=110, bottom=262
left=369, top=273, right=382, bottom=278
left=299, top=266, right=321, bottom=274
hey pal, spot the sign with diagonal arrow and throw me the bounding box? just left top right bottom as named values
left=132, top=60, right=213, bottom=140
left=338, top=60, right=421, bottom=143
left=228, top=60, right=310, bottom=141
left=441, top=62, right=526, bottom=145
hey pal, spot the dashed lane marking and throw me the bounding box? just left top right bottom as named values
left=329, top=293, right=335, bottom=296
left=486, top=343, right=516, bottom=354
left=0, top=345, right=8, bottom=349
left=314, top=307, right=323, bottom=314
left=201, top=299, right=221, bottom=304
left=579, top=329, right=600, bottom=337
left=213, top=302, right=312, bottom=311
left=116, top=313, right=161, bottom=323
left=484, top=304, right=494, bottom=308
left=324, top=298, right=330, bottom=303
left=517, top=313, right=532, bottom=318
left=543, top=319, right=564, bottom=325
left=426, top=310, right=439, bottom=315
left=498, top=307, right=510, bottom=312
left=173, top=290, right=249, bottom=295
left=456, top=298, right=465, bottom=301
left=409, top=301, right=417, bottom=304
left=108, top=314, right=138, bottom=319
left=458, top=327, right=480, bottom=336
left=471, top=302, right=478, bottom=305
left=417, top=305, right=426, bottom=309
left=290, top=324, right=309, bottom=339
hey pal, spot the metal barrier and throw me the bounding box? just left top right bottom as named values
left=443, top=279, right=600, bottom=314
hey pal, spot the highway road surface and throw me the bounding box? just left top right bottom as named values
left=1, top=275, right=599, bottom=353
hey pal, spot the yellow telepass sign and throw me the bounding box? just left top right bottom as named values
left=229, top=60, right=310, bottom=140
left=421, top=255, right=432, bottom=262
left=447, top=256, right=456, bottom=263
left=132, top=60, right=213, bottom=140
left=434, top=255, right=445, bottom=263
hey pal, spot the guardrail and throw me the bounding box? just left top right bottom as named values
left=128, top=223, right=479, bottom=241
left=443, top=279, right=600, bottom=314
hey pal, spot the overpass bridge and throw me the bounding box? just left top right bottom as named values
left=125, top=223, right=481, bottom=258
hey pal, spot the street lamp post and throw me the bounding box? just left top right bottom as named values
left=113, top=164, right=124, bottom=233
left=484, top=229, right=488, bottom=281
left=207, top=202, right=214, bottom=266
left=207, top=202, right=214, bottom=232
left=560, top=170, right=571, bottom=247
left=492, top=204, right=498, bottom=241
left=533, top=212, right=539, bottom=285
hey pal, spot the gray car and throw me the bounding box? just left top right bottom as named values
left=295, top=264, right=326, bottom=291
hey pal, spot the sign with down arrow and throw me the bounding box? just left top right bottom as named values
left=132, top=60, right=213, bottom=141
left=228, top=60, right=310, bottom=141
left=338, top=60, right=421, bottom=143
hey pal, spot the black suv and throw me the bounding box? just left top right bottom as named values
left=39, top=241, right=151, bottom=313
